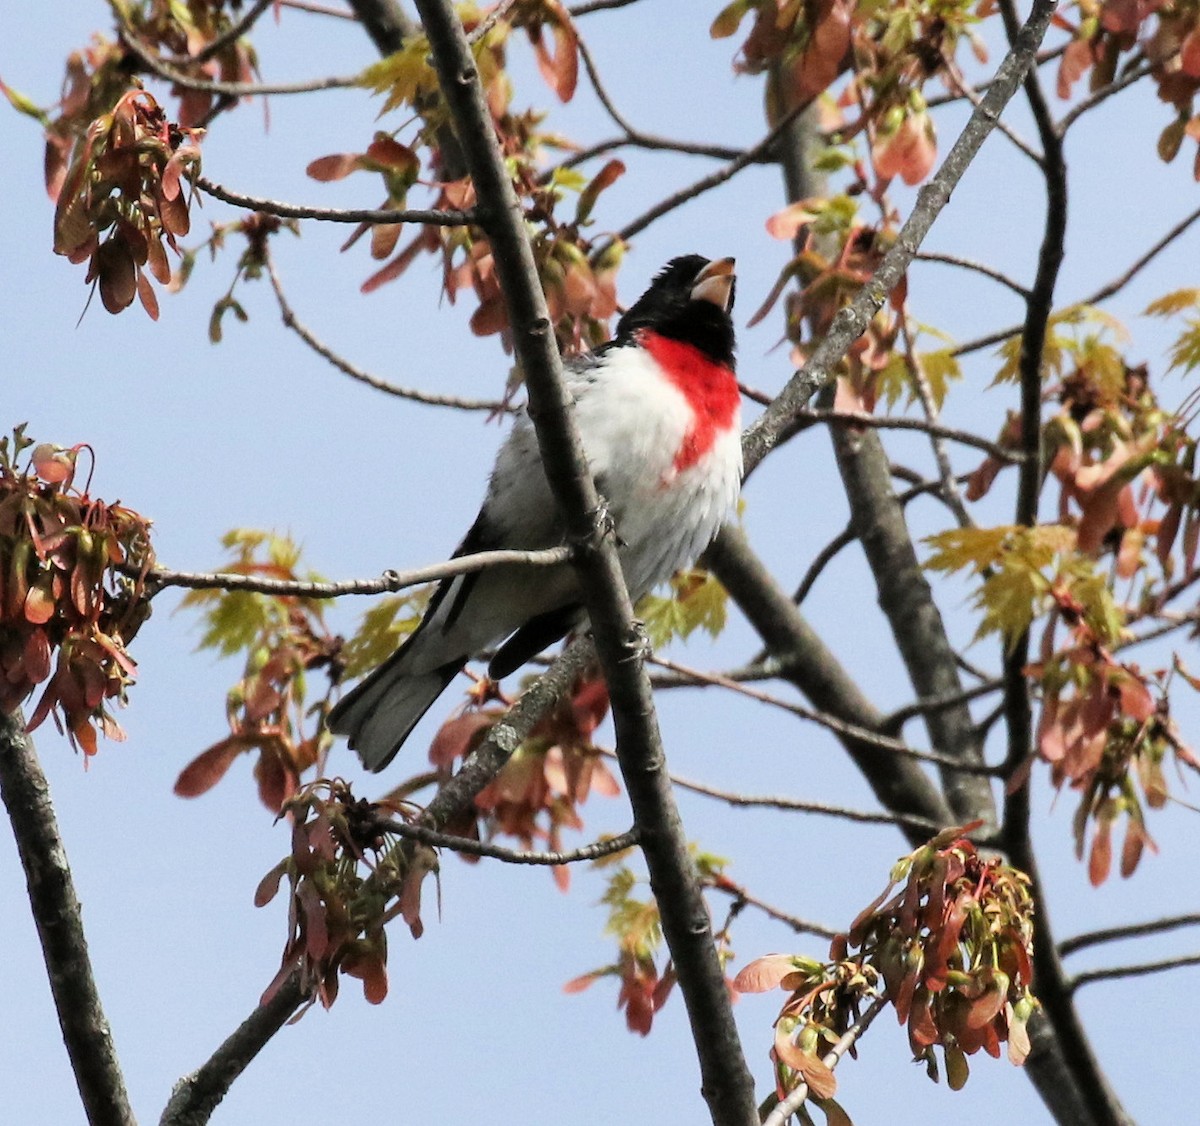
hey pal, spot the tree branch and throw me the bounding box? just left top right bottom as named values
left=1069, top=953, right=1200, bottom=995
left=146, top=546, right=571, bottom=599
left=163, top=640, right=597, bottom=1124
left=575, top=36, right=746, bottom=162
left=704, top=526, right=955, bottom=843
left=159, top=975, right=307, bottom=1126
left=647, top=654, right=995, bottom=774
left=740, top=0, right=1059, bottom=478
left=762, top=996, right=889, bottom=1126
left=263, top=247, right=508, bottom=410
left=379, top=818, right=638, bottom=865
left=704, top=878, right=839, bottom=941
left=994, top=6, right=1132, bottom=1122
left=914, top=250, right=1032, bottom=299
left=797, top=408, right=1026, bottom=461
left=196, top=176, right=475, bottom=226
left=410, top=1, right=759, bottom=1121
left=121, top=30, right=359, bottom=96
left=193, top=0, right=275, bottom=64
left=1059, top=913, right=1200, bottom=958
left=603, top=100, right=810, bottom=249
left=0, top=711, right=135, bottom=1126
left=662, top=768, right=948, bottom=835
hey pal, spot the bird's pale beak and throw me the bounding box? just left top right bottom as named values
left=690, top=257, right=736, bottom=312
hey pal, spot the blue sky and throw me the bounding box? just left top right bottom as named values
left=3, top=3, right=1198, bottom=1123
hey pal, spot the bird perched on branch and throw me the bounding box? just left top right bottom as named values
left=329, top=255, right=742, bottom=770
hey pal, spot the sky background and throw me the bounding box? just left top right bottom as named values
left=2, top=2, right=1199, bottom=1123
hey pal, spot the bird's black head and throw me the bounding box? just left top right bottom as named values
left=615, top=255, right=737, bottom=368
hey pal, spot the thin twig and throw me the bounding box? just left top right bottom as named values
left=121, top=30, right=360, bottom=96
left=575, top=36, right=745, bottom=162
left=763, top=996, right=889, bottom=1126
left=1057, top=63, right=1152, bottom=136
left=647, top=654, right=995, bottom=774
left=662, top=767, right=951, bottom=836
left=264, top=247, right=508, bottom=410
left=881, top=680, right=1004, bottom=733
left=147, top=546, right=571, bottom=599
left=1069, top=953, right=1200, bottom=995
left=569, top=0, right=643, bottom=13
left=705, top=878, right=840, bottom=941
left=952, top=203, right=1200, bottom=360
left=279, top=0, right=356, bottom=17
left=193, top=0, right=275, bottom=63
left=380, top=819, right=638, bottom=864
left=797, top=408, right=1026, bottom=461
left=605, top=99, right=812, bottom=249
left=1081, top=203, right=1200, bottom=307
left=915, top=250, right=1031, bottom=299
left=0, top=711, right=135, bottom=1125
left=901, top=318, right=975, bottom=529
left=1059, top=914, right=1200, bottom=958
left=793, top=524, right=858, bottom=606
left=196, top=176, right=475, bottom=226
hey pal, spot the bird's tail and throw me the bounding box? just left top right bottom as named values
left=327, top=649, right=464, bottom=772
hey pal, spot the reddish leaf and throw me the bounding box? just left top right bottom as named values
left=1116, top=673, right=1154, bottom=722
left=24, top=583, right=55, bottom=624
left=174, top=736, right=249, bottom=797
left=306, top=153, right=364, bottom=181
left=428, top=710, right=499, bottom=769
left=159, top=191, right=191, bottom=239
left=364, top=135, right=418, bottom=176
left=22, top=628, right=52, bottom=684
left=136, top=268, right=160, bottom=321
left=360, top=237, right=425, bottom=294
left=575, top=159, right=624, bottom=224
left=1088, top=819, right=1112, bottom=887
left=563, top=969, right=607, bottom=994
left=254, top=862, right=286, bottom=908
left=773, top=1028, right=838, bottom=1100
left=96, top=238, right=137, bottom=314
left=873, top=111, right=937, bottom=186
left=732, top=954, right=803, bottom=994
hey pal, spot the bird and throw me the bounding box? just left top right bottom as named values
left=328, top=254, right=742, bottom=771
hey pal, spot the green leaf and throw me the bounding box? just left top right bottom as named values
left=1143, top=288, right=1200, bottom=317
left=341, top=592, right=427, bottom=677
left=638, top=568, right=728, bottom=649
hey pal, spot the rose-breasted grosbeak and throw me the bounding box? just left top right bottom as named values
left=329, top=255, right=741, bottom=770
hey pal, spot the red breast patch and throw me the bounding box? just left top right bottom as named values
left=639, top=330, right=739, bottom=473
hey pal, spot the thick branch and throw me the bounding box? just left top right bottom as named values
left=159, top=976, right=306, bottom=1126
left=995, top=6, right=1131, bottom=1123
left=164, top=641, right=596, bottom=1124
left=821, top=409, right=996, bottom=824
left=410, top=1, right=758, bottom=1121
left=0, top=711, right=134, bottom=1126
